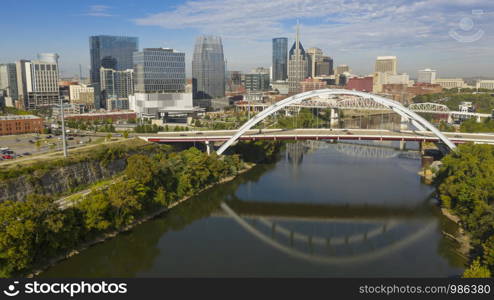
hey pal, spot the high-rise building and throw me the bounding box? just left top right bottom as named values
left=100, top=68, right=134, bottom=110
left=417, top=68, right=437, bottom=84
left=133, top=48, right=186, bottom=94
left=89, top=35, right=138, bottom=108
left=0, top=63, right=19, bottom=105
left=245, top=72, right=270, bottom=92
left=307, top=47, right=333, bottom=77
left=192, top=35, right=226, bottom=107
left=16, top=54, right=60, bottom=110
left=272, top=37, right=288, bottom=81
left=288, top=23, right=308, bottom=93
left=375, top=56, right=397, bottom=74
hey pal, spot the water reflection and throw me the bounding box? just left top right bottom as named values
left=41, top=141, right=465, bottom=278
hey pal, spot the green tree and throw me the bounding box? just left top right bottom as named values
left=107, top=179, right=146, bottom=228
left=463, top=258, right=491, bottom=278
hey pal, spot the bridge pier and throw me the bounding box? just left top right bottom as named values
left=330, top=108, right=339, bottom=128
left=400, top=115, right=409, bottom=131
left=477, top=115, right=482, bottom=123
left=447, top=114, right=453, bottom=124
left=399, top=140, right=406, bottom=151
left=205, top=140, right=211, bottom=155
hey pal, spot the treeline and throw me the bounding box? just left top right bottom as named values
left=460, top=118, right=494, bottom=133
left=0, top=147, right=244, bottom=277
left=435, top=144, right=494, bottom=277
left=413, top=92, right=494, bottom=113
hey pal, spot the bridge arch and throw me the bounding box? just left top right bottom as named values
left=217, top=89, right=456, bottom=155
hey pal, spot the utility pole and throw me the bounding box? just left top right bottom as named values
left=59, top=96, right=68, bottom=157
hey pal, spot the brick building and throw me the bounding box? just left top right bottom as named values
left=0, top=115, right=43, bottom=135
left=346, top=77, right=373, bottom=92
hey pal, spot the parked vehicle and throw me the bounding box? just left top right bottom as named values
left=2, top=155, right=14, bottom=159
left=22, top=152, right=32, bottom=156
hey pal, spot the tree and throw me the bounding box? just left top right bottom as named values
left=125, top=155, right=156, bottom=185
left=123, top=131, right=129, bottom=139
left=107, top=180, right=147, bottom=228
left=463, top=258, right=491, bottom=278
left=77, top=191, right=111, bottom=232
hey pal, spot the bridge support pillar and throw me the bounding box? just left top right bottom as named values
left=400, top=115, right=409, bottom=131
left=330, top=108, right=339, bottom=128
left=399, top=140, right=406, bottom=151
left=205, top=141, right=211, bottom=155
left=447, top=114, right=453, bottom=124
left=477, top=115, right=481, bottom=123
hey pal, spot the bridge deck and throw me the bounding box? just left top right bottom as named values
left=139, top=128, right=494, bottom=144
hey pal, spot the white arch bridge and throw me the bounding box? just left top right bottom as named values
left=217, top=89, right=457, bottom=154
left=139, top=90, right=494, bottom=153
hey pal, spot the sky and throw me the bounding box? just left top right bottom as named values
left=0, top=0, right=493, bottom=79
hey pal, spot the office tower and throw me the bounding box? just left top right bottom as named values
left=89, top=35, right=138, bottom=108
left=133, top=48, right=186, bottom=93
left=272, top=37, right=288, bottom=81
left=417, top=68, right=437, bottom=84
left=100, top=68, right=134, bottom=110
left=245, top=71, right=270, bottom=92
left=307, top=48, right=334, bottom=77
left=16, top=53, right=60, bottom=110
left=288, top=23, right=308, bottom=93
left=0, top=63, right=19, bottom=104
left=192, top=35, right=226, bottom=107
left=375, top=56, right=397, bottom=74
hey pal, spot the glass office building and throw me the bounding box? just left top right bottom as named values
left=192, top=35, right=225, bottom=107
left=133, top=48, right=186, bottom=93
left=89, top=35, right=138, bottom=108
left=272, top=38, right=288, bottom=81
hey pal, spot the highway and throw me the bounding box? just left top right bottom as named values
left=138, top=128, right=494, bottom=145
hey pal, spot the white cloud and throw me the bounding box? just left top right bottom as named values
left=134, top=0, right=494, bottom=76
left=85, top=5, right=114, bottom=17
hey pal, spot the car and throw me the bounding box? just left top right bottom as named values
left=179, top=134, right=187, bottom=137
left=2, top=155, right=14, bottom=159
left=196, top=132, right=204, bottom=135
left=454, top=135, right=462, bottom=138
left=79, top=141, right=84, bottom=144
left=28, top=140, right=35, bottom=144
left=22, top=152, right=32, bottom=156
left=46, top=135, right=53, bottom=139
left=67, top=137, right=74, bottom=140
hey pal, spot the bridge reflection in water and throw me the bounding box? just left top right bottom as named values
left=41, top=141, right=465, bottom=277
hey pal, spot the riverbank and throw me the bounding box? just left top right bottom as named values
left=440, top=207, right=471, bottom=258
left=28, top=162, right=256, bottom=277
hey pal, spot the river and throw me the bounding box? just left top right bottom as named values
left=41, top=141, right=465, bottom=277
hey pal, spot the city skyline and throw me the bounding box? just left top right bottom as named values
left=0, top=0, right=493, bottom=78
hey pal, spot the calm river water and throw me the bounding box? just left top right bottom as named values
left=42, top=141, right=465, bottom=277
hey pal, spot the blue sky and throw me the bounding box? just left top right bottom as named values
left=1, top=0, right=493, bottom=78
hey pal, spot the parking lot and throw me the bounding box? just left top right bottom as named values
left=0, top=132, right=105, bottom=162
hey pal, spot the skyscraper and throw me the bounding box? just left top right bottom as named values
left=192, top=35, right=225, bottom=108
left=133, top=48, right=186, bottom=93
left=16, top=54, right=60, bottom=110
left=272, top=38, right=288, bottom=81
left=375, top=56, right=397, bottom=74
left=89, top=35, right=138, bottom=108
left=100, top=68, right=134, bottom=110
left=307, top=48, right=334, bottom=77
left=288, top=23, right=308, bottom=93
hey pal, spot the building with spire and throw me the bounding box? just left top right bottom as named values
left=288, top=22, right=308, bottom=93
